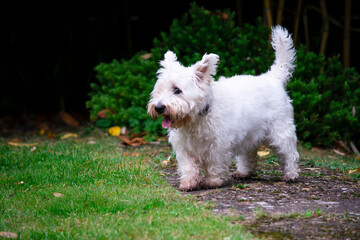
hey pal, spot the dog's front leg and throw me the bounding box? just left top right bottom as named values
left=176, top=151, right=202, bottom=191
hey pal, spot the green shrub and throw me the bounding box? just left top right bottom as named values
left=290, top=48, right=360, bottom=147
left=86, top=54, right=163, bottom=134
left=87, top=3, right=360, bottom=147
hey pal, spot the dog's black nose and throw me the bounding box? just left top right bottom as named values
left=155, top=104, right=166, bottom=114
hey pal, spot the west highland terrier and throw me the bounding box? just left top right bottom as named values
left=148, top=26, right=300, bottom=191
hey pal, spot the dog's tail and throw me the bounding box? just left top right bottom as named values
left=270, top=25, right=296, bottom=85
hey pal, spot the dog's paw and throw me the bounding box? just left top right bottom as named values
left=201, top=177, right=223, bottom=189
left=232, top=171, right=253, bottom=179
left=283, top=171, right=299, bottom=182
left=179, top=177, right=201, bottom=192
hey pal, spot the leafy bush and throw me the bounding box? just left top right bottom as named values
left=86, top=54, right=163, bottom=134
left=87, top=3, right=360, bottom=147
left=290, top=48, right=360, bottom=147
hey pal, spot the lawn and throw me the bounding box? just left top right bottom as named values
left=0, top=134, right=251, bottom=239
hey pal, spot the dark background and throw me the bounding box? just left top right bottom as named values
left=1, top=0, right=359, bottom=118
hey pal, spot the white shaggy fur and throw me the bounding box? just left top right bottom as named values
left=148, top=26, right=300, bottom=191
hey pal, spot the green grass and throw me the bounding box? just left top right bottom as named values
left=298, top=146, right=360, bottom=181
left=0, top=136, right=250, bottom=239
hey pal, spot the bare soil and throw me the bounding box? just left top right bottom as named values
left=161, top=152, right=360, bottom=239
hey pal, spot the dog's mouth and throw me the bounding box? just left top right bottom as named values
left=162, top=116, right=173, bottom=129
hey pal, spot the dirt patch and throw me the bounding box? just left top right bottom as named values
left=162, top=156, right=360, bottom=239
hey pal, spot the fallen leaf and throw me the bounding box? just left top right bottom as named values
left=161, top=156, right=171, bottom=166
left=257, top=150, right=270, bottom=157
left=148, top=215, right=153, bottom=225
left=141, top=53, right=151, bottom=60
left=97, top=108, right=114, bottom=119
left=59, top=110, right=79, bottom=127
left=87, top=140, right=96, bottom=144
left=47, top=132, right=56, bottom=139
left=132, top=137, right=147, bottom=145
left=7, top=141, right=38, bottom=147
left=53, top=192, right=65, bottom=198
left=332, top=149, right=345, bottom=156
left=61, top=133, right=78, bottom=140
left=302, top=188, right=310, bottom=191
left=348, top=168, right=360, bottom=174
left=109, top=126, right=121, bottom=136
left=123, top=152, right=140, bottom=157
left=161, top=160, right=170, bottom=166
left=15, top=181, right=24, bottom=185
left=118, top=136, right=147, bottom=146
left=0, top=231, right=18, bottom=238
left=9, top=138, right=20, bottom=143
left=259, top=145, right=266, bottom=150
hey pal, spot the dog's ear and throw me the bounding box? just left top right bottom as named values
left=164, top=51, right=177, bottom=62
left=193, top=53, right=219, bottom=82
left=160, top=51, right=178, bottom=68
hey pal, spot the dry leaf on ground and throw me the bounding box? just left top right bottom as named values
left=332, top=149, right=345, bottom=156
left=161, top=156, right=171, bottom=166
left=0, top=232, right=18, bottom=238
left=53, top=192, right=65, bottom=198
left=61, top=133, right=78, bottom=140
left=7, top=141, right=38, bottom=147
left=123, top=152, right=141, bottom=157
left=348, top=168, right=360, bottom=174
left=58, top=110, right=79, bottom=127
left=118, top=136, right=147, bottom=146
left=257, top=150, right=270, bottom=157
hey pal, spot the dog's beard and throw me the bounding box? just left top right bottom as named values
left=147, top=102, right=193, bottom=129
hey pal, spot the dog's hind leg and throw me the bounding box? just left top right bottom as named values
left=233, top=148, right=258, bottom=179
left=267, top=120, right=300, bottom=181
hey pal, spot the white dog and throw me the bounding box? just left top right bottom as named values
left=148, top=26, right=300, bottom=191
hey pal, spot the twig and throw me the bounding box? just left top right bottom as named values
left=350, top=141, right=360, bottom=158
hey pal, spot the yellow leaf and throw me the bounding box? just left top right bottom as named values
left=61, top=133, right=78, bottom=140
left=53, top=192, right=65, bottom=198
left=257, top=150, right=270, bottom=157
left=109, top=126, right=121, bottom=136
left=39, top=129, right=46, bottom=135
left=161, top=156, right=171, bottom=166
left=348, top=168, right=360, bottom=174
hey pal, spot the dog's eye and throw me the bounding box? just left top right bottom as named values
left=173, top=87, right=182, bottom=95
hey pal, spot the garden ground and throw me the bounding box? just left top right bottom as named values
left=160, top=144, right=360, bottom=239
left=1, top=127, right=360, bottom=239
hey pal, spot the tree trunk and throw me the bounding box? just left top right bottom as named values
left=343, top=0, right=351, bottom=68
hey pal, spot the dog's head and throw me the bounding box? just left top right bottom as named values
left=147, top=51, right=219, bottom=129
